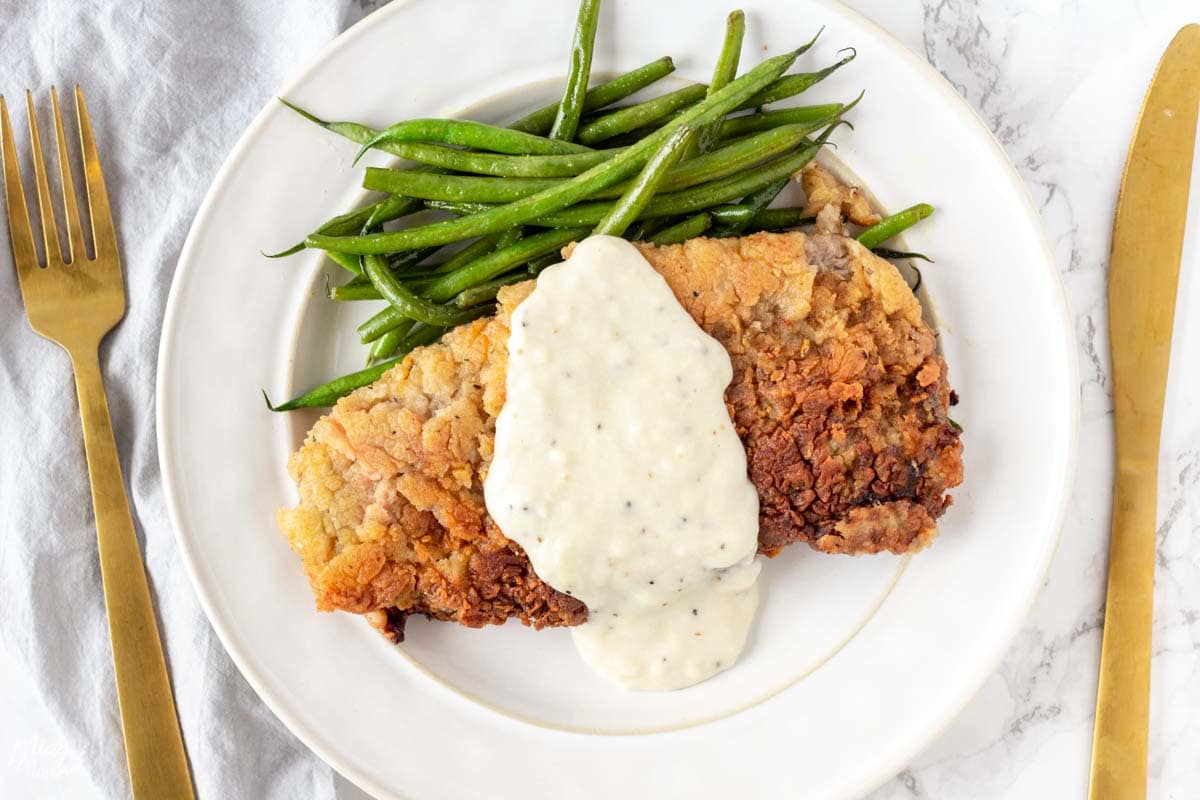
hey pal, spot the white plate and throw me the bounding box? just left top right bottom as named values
left=157, top=1, right=1078, bottom=797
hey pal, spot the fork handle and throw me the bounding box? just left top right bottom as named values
left=71, top=347, right=195, bottom=800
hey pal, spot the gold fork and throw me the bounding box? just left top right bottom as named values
left=1, top=88, right=194, bottom=799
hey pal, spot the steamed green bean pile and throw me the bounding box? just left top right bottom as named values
left=267, top=0, right=935, bottom=411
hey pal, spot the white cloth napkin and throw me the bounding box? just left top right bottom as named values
left=0, top=2, right=385, bottom=797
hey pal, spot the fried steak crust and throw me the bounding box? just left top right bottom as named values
left=278, top=232, right=963, bottom=639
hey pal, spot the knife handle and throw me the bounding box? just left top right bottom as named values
left=1088, top=454, right=1157, bottom=800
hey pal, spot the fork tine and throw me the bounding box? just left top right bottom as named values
left=51, top=87, right=88, bottom=264
left=1, top=95, right=40, bottom=284
left=25, top=92, right=62, bottom=265
left=74, top=87, right=117, bottom=259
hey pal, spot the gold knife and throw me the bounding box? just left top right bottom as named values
left=1089, top=23, right=1200, bottom=800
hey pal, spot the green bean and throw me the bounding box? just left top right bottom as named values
left=627, top=141, right=817, bottom=218
left=367, top=323, right=413, bottom=363
left=494, top=227, right=526, bottom=268
left=737, top=48, right=856, bottom=109
left=856, top=203, right=934, bottom=248
left=323, top=199, right=401, bottom=235
left=329, top=244, right=442, bottom=283
left=421, top=199, right=496, bottom=217
left=509, top=57, right=677, bottom=134
left=742, top=177, right=791, bottom=210
left=334, top=249, right=440, bottom=285
left=792, top=26, right=825, bottom=59
left=404, top=276, right=439, bottom=295
left=648, top=213, right=712, bottom=245
left=422, top=227, right=587, bottom=301
left=455, top=270, right=530, bottom=308
left=331, top=282, right=386, bottom=301
left=273, top=60, right=668, bottom=258
left=270, top=59, right=673, bottom=256
left=872, top=248, right=933, bottom=263
left=273, top=100, right=435, bottom=229
left=585, top=43, right=847, bottom=147
left=599, top=123, right=814, bottom=197
left=361, top=195, right=427, bottom=234
left=267, top=241, right=310, bottom=259
left=279, top=59, right=674, bottom=156
left=575, top=84, right=708, bottom=145
left=325, top=249, right=364, bottom=276
left=279, top=101, right=618, bottom=176
left=391, top=245, right=445, bottom=272
left=527, top=252, right=561, bottom=273
left=550, top=0, right=603, bottom=141
left=358, top=226, right=589, bottom=342
left=528, top=253, right=561, bottom=274
left=577, top=103, right=632, bottom=121
left=614, top=121, right=822, bottom=201
left=713, top=176, right=790, bottom=236
left=378, top=322, right=448, bottom=364
left=266, top=323, right=451, bottom=411
left=704, top=205, right=755, bottom=229
left=368, top=123, right=813, bottom=205
left=268, top=241, right=309, bottom=260
left=410, top=230, right=520, bottom=289
left=600, top=122, right=670, bottom=148
left=400, top=321, right=451, bottom=351
left=694, top=10, right=746, bottom=154
left=279, top=99, right=379, bottom=149
left=714, top=11, right=747, bottom=86
left=422, top=198, right=668, bottom=229
left=715, top=103, right=845, bottom=140
left=373, top=141, right=625, bottom=177
left=606, top=99, right=843, bottom=149
left=624, top=219, right=653, bottom=241
left=354, top=268, right=446, bottom=286
left=364, top=169, right=561, bottom=204
left=708, top=205, right=812, bottom=231
left=638, top=29, right=829, bottom=128
left=354, top=119, right=592, bottom=164
left=510, top=129, right=832, bottom=227
left=495, top=227, right=524, bottom=249
left=432, top=234, right=502, bottom=274
left=265, top=194, right=423, bottom=259
left=364, top=254, right=495, bottom=327
left=627, top=216, right=677, bottom=241
left=309, top=49, right=804, bottom=256
left=457, top=229, right=531, bottom=299
left=440, top=148, right=620, bottom=178
left=594, top=125, right=693, bottom=236
left=341, top=271, right=371, bottom=289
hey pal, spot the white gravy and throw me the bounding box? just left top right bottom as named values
left=485, top=236, right=760, bottom=691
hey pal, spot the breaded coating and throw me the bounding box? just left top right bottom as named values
left=799, top=162, right=882, bottom=230
left=279, top=232, right=962, bottom=638
left=278, top=287, right=586, bottom=638
left=653, top=234, right=961, bottom=555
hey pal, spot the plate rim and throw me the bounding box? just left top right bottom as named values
left=156, top=1, right=1081, bottom=797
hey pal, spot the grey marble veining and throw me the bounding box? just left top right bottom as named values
left=844, top=1, right=1200, bottom=798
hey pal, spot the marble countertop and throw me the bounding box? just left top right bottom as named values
left=3, top=2, right=1197, bottom=798
left=844, top=1, right=1200, bottom=798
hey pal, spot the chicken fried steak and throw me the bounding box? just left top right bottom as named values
left=277, top=229, right=963, bottom=641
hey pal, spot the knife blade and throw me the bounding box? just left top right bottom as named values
left=1089, top=23, right=1200, bottom=800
